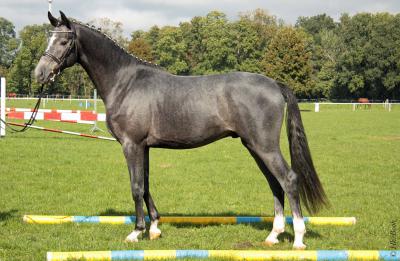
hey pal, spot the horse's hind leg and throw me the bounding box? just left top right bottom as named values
left=263, top=174, right=285, bottom=245
left=246, top=147, right=285, bottom=246
left=248, top=146, right=306, bottom=249
left=143, top=147, right=161, bottom=240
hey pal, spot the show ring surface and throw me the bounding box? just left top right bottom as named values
left=23, top=215, right=357, bottom=226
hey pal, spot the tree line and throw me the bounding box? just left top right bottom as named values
left=1, top=9, right=399, bottom=99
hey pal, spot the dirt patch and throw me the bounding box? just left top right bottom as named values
left=232, top=241, right=254, bottom=249
left=159, top=163, right=172, bottom=168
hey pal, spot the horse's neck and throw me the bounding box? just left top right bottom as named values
left=76, top=25, right=134, bottom=105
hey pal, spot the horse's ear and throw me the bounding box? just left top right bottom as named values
left=48, top=11, right=58, bottom=27
left=59, top=11, right=71, bottom=29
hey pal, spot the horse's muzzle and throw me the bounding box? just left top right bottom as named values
left=34, top=58, right=55, bottom=84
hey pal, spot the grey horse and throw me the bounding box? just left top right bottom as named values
left=34, top=11, right=328, bottom=249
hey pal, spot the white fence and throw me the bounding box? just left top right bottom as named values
left=6, top=96, right=98, bottom=110
left=314, top=102, right=396, bottom=112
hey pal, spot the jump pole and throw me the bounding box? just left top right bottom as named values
left=8, top=122, right=115, bottom=141
left=0, top=77, right=5, bottom=138
left=23, top=215, right=356, bottom=226
left=46, top=250, right=400, bottom=261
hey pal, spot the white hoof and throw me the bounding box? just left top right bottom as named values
left=149, top=229, right=161, bottom=240
left=264, top=238, right=279, bottom=246
left=125, top=229, right=145, bottom=243
left=149, top=220, right=161, bottom=240
left=293, top=242, right=307, bottom=250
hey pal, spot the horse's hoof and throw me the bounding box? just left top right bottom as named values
left=149, top=231, right=161, bottom=240
left=293, top=243, right=307, bottom=250
left=124, top=237, right=139, bottom=243
left=125, top=229, right=145, bottom=243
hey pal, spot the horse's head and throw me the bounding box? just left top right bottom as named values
left=35, top=11, right=78, bottom=84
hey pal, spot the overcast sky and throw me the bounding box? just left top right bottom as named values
left=1, top=0, right=400, bottom=37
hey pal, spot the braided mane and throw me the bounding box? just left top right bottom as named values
left=70, top=18, right=160, bottom=69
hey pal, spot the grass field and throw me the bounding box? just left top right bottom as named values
left=0, top=105, right=399, bottom=260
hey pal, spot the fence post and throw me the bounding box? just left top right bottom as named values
left=1, top=77, right=6, bottom=137
left=90, top=89, right=103, bottom=133
left=315, top=102, right=320, bottom=112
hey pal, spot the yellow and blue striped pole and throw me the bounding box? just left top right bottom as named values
left=23, top=215, right=356, bottom=226
left=47, top=250, right=399, bottom=261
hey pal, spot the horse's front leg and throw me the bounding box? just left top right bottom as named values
left=123, top=142, right=146, bottom=242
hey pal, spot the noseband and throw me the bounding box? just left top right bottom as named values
left=43, top=30, right=77, bottom=81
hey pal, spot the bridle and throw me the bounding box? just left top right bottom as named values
left=43, top=29, right=77, bottom=82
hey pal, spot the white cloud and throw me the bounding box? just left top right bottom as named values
left=135, top=0, right=244, bottom=7
left=0, top=0, right=399, bottom=37
left=89, top=8, right=190, bottom=34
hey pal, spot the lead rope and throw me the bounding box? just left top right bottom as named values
left=0, top=84, right=45, bottom=133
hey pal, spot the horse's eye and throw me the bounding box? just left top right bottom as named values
left=60, top=41, right=68, bottom=45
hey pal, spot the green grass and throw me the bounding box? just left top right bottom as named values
left=0, top=107, right=399, bottom=260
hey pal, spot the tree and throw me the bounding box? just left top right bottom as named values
left=296, top=14, right=336, bottom=44
left=127, top=35, right=154, bottom=62
left=314, top=29, right=343, bottom=97
left=154, top=26, right=189, bottom=74
left=0, top=17, right=19, bottom=76
left=231, top=18, right=262, bottom=73
left=295, top=14, right=339, bottom=98
left=56, top=65, right=94, bottom=97
left=238, top=9, right=278, bottom=49
left=187, top=11, right=237, bottom=74
left=7, top=24, right=51, bottom=94
left=262, top=26, right=314, bottom=97
left=334, top=13, right=400, bottom=99
left=88, top=17, right=127, bottom=47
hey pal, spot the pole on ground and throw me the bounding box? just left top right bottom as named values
left=0, top=77, right=6, bottom=138
left=315, top=102, right=319, bottom=112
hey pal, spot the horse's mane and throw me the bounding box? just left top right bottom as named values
left=70, top=18, right=161, bottom=69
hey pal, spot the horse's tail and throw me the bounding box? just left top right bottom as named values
left=278, top=82, right=328, bottom=214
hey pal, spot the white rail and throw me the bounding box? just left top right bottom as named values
left=314, top=102, right=396, bottom=112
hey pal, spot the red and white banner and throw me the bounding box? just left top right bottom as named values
left=5, top=108, right=106, bottom=124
